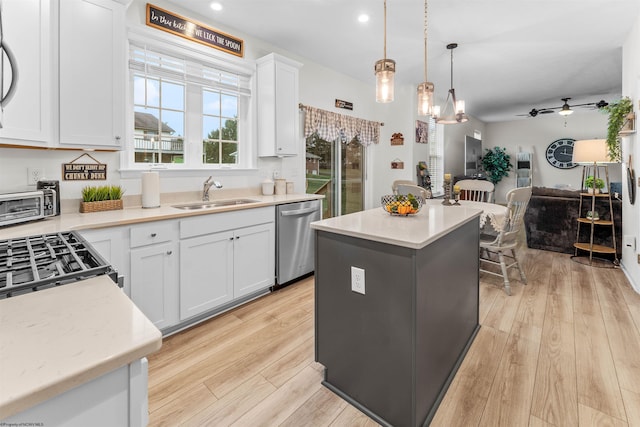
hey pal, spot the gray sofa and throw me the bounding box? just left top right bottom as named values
left=524, top=187, right=622, bottom=256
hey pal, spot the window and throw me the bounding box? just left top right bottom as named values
left=127, top=44, right=251, bottom=170
left=427, top=118, right=444, bottom=196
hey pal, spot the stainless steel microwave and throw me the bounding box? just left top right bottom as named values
left=0, top=190, right=57, bottom=227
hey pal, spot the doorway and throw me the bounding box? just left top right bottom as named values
left=305, top=134, right=364, bottom=218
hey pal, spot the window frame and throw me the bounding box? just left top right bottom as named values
left=121, top=29, right=256, bottom=175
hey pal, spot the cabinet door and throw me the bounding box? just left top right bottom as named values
left=234, top=223, right=275, bottom=298
left=179, top=231, right=234, bottom=321
left=0, top=0, right=52, bottom=146
left=256, top=54, right=300, bottom=157
left=273, top=60, right=299, bottom=156
left=130, top=242, right=179, bottom=330
left=59, top=0, right=125, bottom=148
left=80, top=227, right=130, bottom=296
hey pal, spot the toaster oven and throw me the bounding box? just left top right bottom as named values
left=0, top=190, right=57, bottom=227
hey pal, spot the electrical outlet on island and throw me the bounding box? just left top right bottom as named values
left=351, top=266, right=365, bottom=295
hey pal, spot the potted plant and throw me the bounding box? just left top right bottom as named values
left=601, top=97, right=634, bottom=162
left=584, top=175, right=605, bottom=194
left=481, top=147, right=512, bottom=185
left=80, top=185, right=124, bottom=213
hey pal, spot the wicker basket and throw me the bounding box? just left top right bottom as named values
left=80, top=199, right=123, bottom=213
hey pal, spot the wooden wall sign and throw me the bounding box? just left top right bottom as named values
left=391, top=159, right=404, bottom=169
left=335, top=99, right=353, bottom=110
left=146, top=4, right=244, bottom=57
left=62, top=153, right=107, bottom=181
left=391, top=132, right=404, bottom=146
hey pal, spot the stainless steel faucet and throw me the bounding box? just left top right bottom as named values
left=202, top=176, right=222, bottom=201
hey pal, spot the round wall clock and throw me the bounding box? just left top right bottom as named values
left=546, top=138, right=578, bottom=169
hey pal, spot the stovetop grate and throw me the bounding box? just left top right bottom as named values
left=0, top=231, right=115, bottom=298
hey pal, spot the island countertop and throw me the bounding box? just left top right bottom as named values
left=0, top=276, right=162, bottom=419
left=310, top=200, right=482, bottom=249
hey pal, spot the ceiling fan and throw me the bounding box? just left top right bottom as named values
left=517, top=98, right=609, bottom=118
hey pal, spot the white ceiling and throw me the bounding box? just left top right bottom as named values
left=169, top=0, right=639, bottom=122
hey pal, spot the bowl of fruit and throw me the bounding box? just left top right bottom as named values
left=381, top=194, right=423, bottom=216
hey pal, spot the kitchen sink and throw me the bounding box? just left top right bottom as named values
left=172, top=199, right=261, bottom=210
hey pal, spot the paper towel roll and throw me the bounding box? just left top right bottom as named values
left=141, top=171, right=160, bottom=208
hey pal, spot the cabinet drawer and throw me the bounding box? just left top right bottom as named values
left=130, top=221, right=177, bottom=248
left=180, top=206, right=275, bottom=239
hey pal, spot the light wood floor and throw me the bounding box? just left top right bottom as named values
left=147, top=245, right=640, bottom=426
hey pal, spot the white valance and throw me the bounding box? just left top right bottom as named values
left=302, top=105, right=381, bottom=146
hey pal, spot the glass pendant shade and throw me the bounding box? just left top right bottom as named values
left=375, top=59, right=395, bottom=103
left=417, top=82, right=434, bottom=116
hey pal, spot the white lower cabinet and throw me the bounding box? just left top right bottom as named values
left=129, top=221, right=179, bottom=330
left=80, top=207, right=275, bottom=332
left=179, top=207, right=275, bottom=322
left=180, top=231, right=234, bottom=320
left=80, top=227, right=129, bottom=295
left=234, top=223, right=275, bottom=298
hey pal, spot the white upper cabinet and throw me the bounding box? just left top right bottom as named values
left=0, top=0, right=53, bottom=146
left=59, top=0, right=126, bottom=149
left=256, top=53, right=302, bottom=157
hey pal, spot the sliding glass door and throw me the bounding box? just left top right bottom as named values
left=305, top=135, right=364, bottom=218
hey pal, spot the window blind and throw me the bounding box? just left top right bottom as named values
left=129, top=45, right=250, bottom=96
left=427, top=118, right=443, bottom=196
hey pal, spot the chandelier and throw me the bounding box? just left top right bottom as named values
left=434, top=43, right=468, bottom=124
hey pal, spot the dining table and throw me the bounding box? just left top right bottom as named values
left=427, top=199, right=509, bottom=233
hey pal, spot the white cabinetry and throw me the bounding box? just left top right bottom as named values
left=0, top=0, right=52, bottom=146
left=179, top=230, right=234, bottom=320
left=234, top=223, right=275, bottom=298
left=129, top=221, right=179, bottom=330
left=179, top=207, right=275, bottom=321
left=59, top=0, right=126, bottom=149
left=80, top=227, right=130, bottom=295
left=256, top=53, right=302, bottom=157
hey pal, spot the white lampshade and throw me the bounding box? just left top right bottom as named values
left=572, top=139, right=609, bottom=163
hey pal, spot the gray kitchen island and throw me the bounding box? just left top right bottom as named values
left=310, top=200, right=482, bottom=427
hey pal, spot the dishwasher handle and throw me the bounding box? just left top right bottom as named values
left=280, top=206, right=318, bottom=217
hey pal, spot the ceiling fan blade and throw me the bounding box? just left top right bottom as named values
left=539, top=109, right=555, bottom=114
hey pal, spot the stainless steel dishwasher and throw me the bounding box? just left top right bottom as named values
left=275, top=199, right=321, bottom=288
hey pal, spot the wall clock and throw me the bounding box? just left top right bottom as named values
left=546, top=138, right=578, bottom=169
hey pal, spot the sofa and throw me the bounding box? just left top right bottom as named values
left=524, top=187, right=622, bottom=256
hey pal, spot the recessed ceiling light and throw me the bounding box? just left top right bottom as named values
left=210, top=2, right=223, bottom=11
left=358, top=14, right=369, bottom=23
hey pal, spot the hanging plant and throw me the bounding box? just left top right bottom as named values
left=481, top=147, right=512, bottom=185
left=601, top=97, right=633, bottom=162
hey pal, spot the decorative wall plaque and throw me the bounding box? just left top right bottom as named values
left=146, top=3, right=244, bottom=57
left=62, top=153, right=107, bottom=181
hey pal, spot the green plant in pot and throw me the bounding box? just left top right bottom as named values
left=584, top=175, right=605, bottom=194
left=80, top=185, right=124, bottom=213
left=481, top=147, right=512, bottom=185
left=600, top=97, right=633, bottom=162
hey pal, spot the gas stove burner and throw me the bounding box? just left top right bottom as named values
left=0, top=231, right=117, bottom=298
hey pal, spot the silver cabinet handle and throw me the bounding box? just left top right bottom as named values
left=151, top=233, right=157, bottom=237
left=229, top=237, right=234, bottom=241
left=166, top=250, right=172, bottom=255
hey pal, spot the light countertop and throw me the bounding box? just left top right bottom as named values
left=0, top=193, right=323, bottom=239
left=310, top=200, right=482, bottom=249
left=0, top=276, right=162, bottom=419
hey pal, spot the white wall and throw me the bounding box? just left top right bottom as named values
left=484, top=111, right=621, bottom=203
left=621, top=13, right=640, bottom=292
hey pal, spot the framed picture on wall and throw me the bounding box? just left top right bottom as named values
left=416, top=120, right=428, bottom=143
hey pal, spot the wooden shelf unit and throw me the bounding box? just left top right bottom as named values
left=573, top=165, right=619, bottom=265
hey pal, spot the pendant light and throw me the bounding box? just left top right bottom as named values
left=375, top=0, right=395, bottom=103
left=435, top=43, right=468, bottom=124
left=416, top=0, right=434, bottom=116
